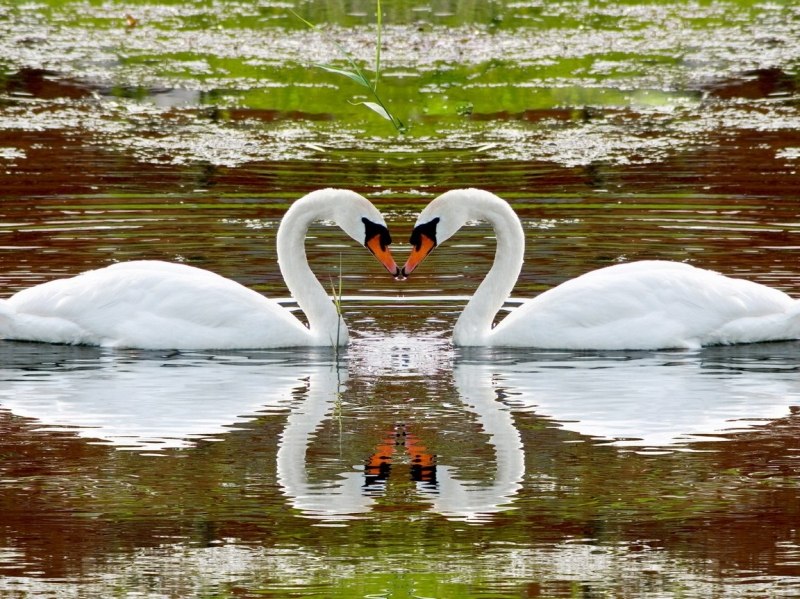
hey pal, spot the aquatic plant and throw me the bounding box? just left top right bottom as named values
left=329, top=254, right=345, bottom=356
left=293, top=0, right=406, bottom=133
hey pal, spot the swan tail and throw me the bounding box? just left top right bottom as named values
left=777, top=301, right=800, bottom=341
left=712, top=301, right=800, bottom=345
left=0, top=300, right=93, bottom=345
left=790, top=301, right=800, bottom=338
left=0, top=300, right=13, bottom=338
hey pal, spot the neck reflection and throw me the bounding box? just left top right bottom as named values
left=275, top=338, right=526, bottom=523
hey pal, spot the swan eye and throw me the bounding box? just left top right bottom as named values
left=361, top=217, right=392, bottom=250
left=409, top=217, right=439, bottom=250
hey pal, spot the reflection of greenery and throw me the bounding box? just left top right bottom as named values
left=12, top=0, right=722, bottom=139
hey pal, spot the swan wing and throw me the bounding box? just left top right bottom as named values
left=2, top=261, right=310, bottom=349
left=492, top=261, right=800, bottom=349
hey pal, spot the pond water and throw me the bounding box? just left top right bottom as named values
left=1, top=0, right=800, bottom=597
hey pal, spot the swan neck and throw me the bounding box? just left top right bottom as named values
left=277, top=196, right=347, bottom=344
left=454, top=198, right=524, bottom=345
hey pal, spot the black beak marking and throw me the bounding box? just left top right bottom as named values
left=362, top=217, right=392, bottom=250
left=408, top=217, right=439, bottom=250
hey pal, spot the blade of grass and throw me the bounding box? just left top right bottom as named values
left=353, top=100, right=392, bottom=122
left=317, top=65, right=371, bottom=88
left=291, top=3, right=405, bottom=134
left=329, top=253, right=344, bottom=352
left=291, top=9, right=373, bottom=91
left=374, top=0, right=382, bottom=91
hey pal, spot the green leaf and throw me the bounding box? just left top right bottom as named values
left=316, top=65, right=371, bottom=88
left=288, top=9, right=315, bottom=29
left=354, top=101, right=393, bottom=121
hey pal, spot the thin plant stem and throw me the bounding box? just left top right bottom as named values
left=329, top=253, right=344, bottom=359
left=374, top=0, right=382, bottom=91
left=291, top=2, right=405, bottom=133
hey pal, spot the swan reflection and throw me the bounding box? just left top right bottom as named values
left=0, top=342, right=330, bottom=450
left=458, top=341, right=800, bottom=447
left=277, top=337, right=525, bottom=522
left=275, top=364, right=374, bottom=518
left=432, top=364, right=524, bottom=520
left=4, top=338, right=795, bottom=523
left=0, top=339, right=525, bottom=522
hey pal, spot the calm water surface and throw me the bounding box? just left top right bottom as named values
left=1, top=1, right=800, bottom=597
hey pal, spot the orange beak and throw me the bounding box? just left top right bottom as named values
left=402, top=232, right=436, bottom=277
left=366, top=234, right=400, bottom=277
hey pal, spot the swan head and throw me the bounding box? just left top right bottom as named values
left=361, top=216, right=400, bottom=277
left=402, top=189, right=497, bottom=277
left=319, top=189, right=400, bottom=277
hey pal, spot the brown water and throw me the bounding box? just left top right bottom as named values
left=2, top=1, right=800, bottom=597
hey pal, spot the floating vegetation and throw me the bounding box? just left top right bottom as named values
left=0, top=1, right=797, bottom=168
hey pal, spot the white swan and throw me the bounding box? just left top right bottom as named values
left=0, top=188, right=399, bottom=349
left=402, top=188, right=800, bottom=349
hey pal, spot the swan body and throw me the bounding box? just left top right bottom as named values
left=402, top=188, right=800, bottom=350
left=0, top=189, right=398, bottom=349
